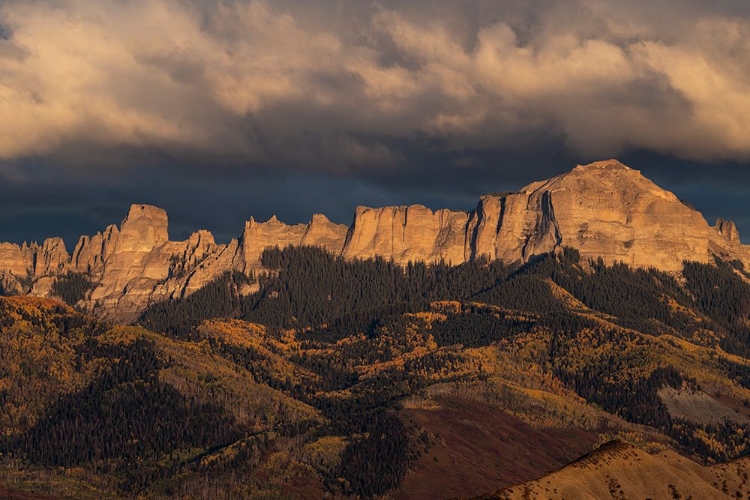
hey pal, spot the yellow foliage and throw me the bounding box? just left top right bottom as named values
left=198, top=318, right=266, bottom=348
left=430, top=300, right=462, bottom=314
left=301, top=436, right=347, bottom=472
left=2, top=295, right=71, bottom=313
left=664, top=296, right=704, bottom=323
left=97, top=325, right=153, bottom=345
left=404, top=311, right=447, bottom=326
left=0, top=297, right=92, bottom=433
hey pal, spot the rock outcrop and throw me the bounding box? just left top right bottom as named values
left=716, top=218, right=741, bottom=245
left=472, top=160, right=740, bottom=272
left=302, top=214, right=349, bottom=254
left=342, top=205, right=469, bottom=265
left=235, top=214, right=348, bottom=272
left=0, top=242, right=35, bottom=278
left=341, top=160, right=750, bottom=272
left=2, top=160, right=749, bottom=321
left=0, top=238, right=69, bottom=279
left=0, top=204, right=350, bottom=322
left=235, top=216, right=307, bottom=273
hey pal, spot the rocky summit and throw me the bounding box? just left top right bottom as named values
left=1, top=159, right=748, bottom=321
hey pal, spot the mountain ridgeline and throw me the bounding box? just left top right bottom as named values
left=4, top=159, right=750, bottom=498
left=1, top=159, right=749, bottom=322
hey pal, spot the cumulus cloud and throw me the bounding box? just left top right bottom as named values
left=1, top=0, right=750, bottom=173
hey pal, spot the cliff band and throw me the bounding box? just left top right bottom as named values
left=1, top=160, right=748, bottom=321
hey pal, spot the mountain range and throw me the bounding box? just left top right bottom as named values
left=2, top=159, right=750, bottom=499
left=1, top=159, right=748, bottom=322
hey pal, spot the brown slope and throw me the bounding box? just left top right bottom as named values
left=478, top=441, right=750, bottom=500
left=395, top=396, right=598, bottom=500
left=0, top=487, right=62, bottom=500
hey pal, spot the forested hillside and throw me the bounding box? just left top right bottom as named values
left=3, top=247, right=750, bottom=498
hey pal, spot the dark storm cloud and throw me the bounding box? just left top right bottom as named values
left=0, top=159, right=481, bottom=248
left=3, top=0, right=750, bottom=166
left=1, top=0, right=750, bottom=244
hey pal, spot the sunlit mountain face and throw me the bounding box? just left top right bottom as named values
left=1, top=159, right=748, bottom=321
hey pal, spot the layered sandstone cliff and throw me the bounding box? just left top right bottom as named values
left=342, top=205, right=469, bottom=265
left=465, top=160, right=748, bottom=271
left=0, top=204, right=349, bottom=322
left=341, top=160, right=750, bottom=271
left=1, top=160, right=749, bottom=321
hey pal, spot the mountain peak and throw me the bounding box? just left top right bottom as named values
left=569, top=159, right=645, bottom=183
left=120, top=204, right=169, bottom=248
left=716, top=218, right=741, bottom=244
left=519, top=159, right=669, bottom=204
left=501, top=158, right=729, bottom=269
left=575, top=159, right=632, bottom=171
left=125, top=203, right=167, bottom=217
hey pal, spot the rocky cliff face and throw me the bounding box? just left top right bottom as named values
left=342, top=160, right=750, bottom=271
left=234, top=213, right=349, bottom=272
left=0, top=204, right=349, bottom=322
left=2, top=160, right=749, bottom=321
left=474, top=160, right=744, bottom=272
left=342, top=205, right=469, bottom=265
left=0, top=238, right=69, bottom=278
left=716, top=218, right=741, bottom=245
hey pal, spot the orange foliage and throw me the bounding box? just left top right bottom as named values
left=199, top=319, right=266, bottom=348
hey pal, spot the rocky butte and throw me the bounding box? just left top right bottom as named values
left=1, top=159, right=749, bottom=322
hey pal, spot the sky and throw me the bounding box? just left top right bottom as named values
left=1, top=0, right=750, bottom=246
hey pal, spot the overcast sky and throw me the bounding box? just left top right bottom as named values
left=1, top=0, right=750, bottom=246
